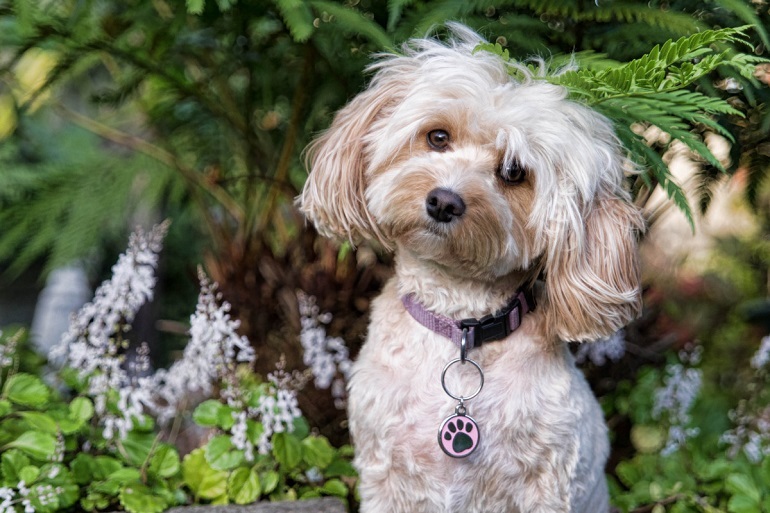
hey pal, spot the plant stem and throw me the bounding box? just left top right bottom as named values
left=54, top=103, right=245, bottom=226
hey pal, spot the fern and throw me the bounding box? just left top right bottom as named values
left=478, top=25, right=766, bottom=229
left=0, top=129, right=182, bottom=279
left=273, top=0, right=315, bottom=43
left=310, top=1, right=393, bottom=50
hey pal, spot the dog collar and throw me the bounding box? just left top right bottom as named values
left=401, top=289, right=535, bottom=351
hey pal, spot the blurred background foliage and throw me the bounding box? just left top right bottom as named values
left=0, top=0, right=770, bottom=510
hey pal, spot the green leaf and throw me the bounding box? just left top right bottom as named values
left=192, top=400, right=223, bottom=427
left=301, top=436, right=335, bottom=469
left=121, top=431, right=156, bottom=467
left=272, top=432, right=302, bottom=470
left=92, top=456, right=123, bottom=480
left=182, top=448, right=228, bottom=500
left=727, top=494, right=761, bottom=513
left=19, top=465, right=40, bottom=484
left=1, top=449, right=30, bottom=485
left=324, top=457, right=356, bottom=478
left=70, top=454, right=95, bottom=484
left=726, top=473, right=761, bottom=504
left=228, top=467, right=261, bottom=504
left=5, top=431, right=57, bottom=461
left=17, top=411, right=58, bottom=434
left=0, top=400, right=11, bottom=417
left=119, top=483, right=169, bottom=513
left=320, top=478, right=348, bottom=498
left=186, top=0, right=205, bottom=14
left=4, top=373, right=50, bottom=407
left=217, top=407, right=235, bottom=431
left=107, top=468, right=142, bottom=485
left=205, top=435, right=244, bottom=471
left=292, top=417, right=310, bottom=440
left=149, top=445, right=180, bottom=478
left=68, top=397, right=94, bottom=423
left=260, top=470, right=279, bottom=494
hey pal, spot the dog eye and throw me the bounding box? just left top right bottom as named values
left=427, top=129, right=450, bottom=151
left=500, top=161, right=527, bottom=185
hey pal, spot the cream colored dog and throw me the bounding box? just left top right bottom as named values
left=299, top=24, right=642, bottom=513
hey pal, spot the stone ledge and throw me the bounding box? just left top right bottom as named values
left=165, top=498, right=346, bottom=513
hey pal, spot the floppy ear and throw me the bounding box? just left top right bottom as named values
left=298, top=76, right=404, bottom=248
left=542, top=158, right=644, bottom=343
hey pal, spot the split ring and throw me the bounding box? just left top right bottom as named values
left=440, top=357, right=484, bottom=402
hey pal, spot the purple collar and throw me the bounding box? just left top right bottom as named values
left=401, top=289, right=535, bottom=350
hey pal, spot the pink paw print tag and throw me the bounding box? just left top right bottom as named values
left=438, top=406, right=480, bottom=457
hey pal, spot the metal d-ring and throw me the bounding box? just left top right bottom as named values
left=460, top=328, right=469, bottom=364
left=440, top=357, right=484, bottom=402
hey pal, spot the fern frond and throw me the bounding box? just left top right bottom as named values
left=576, top=5, right=705, bottom=35
left=272, top=0, right=315, bottom=43
left=310, top=1, right=392, bottom=50
left=387, top=0, right=416, bottom=32
left=714, top=0, right=770, bottom=50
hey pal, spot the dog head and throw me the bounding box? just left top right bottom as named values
left=299, top=24, right=643, bottom=342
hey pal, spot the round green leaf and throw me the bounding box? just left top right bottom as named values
left=205, top=435, right=244, bottom=471
left=228, top=467, right=261, bottom=504
left=68, top=397, right=94, bottom=423
left=149, top=445, right=180, bottom=478
left=5, top=431, right=56, bottom=461
left=19, top=465, right=40, bottom=484
left=727, top=494, right=761, bottom=513
left=260, top=470, right=279, bottom=495
left=92, top=456, right=122, bottom=480
left=121, top=431, right=156, bottom=466
left=301, top=436, right=335, bottom=469
left=18, top=411, right=58, bottom=434
left=217, top=406, right=235, bottom=430
left=726, top=473, right=761, bottom=504
left=1, top=449, right=30, bottom=485
left=182, top=448, right=228, bottom=500
left=4, top=373, right=50, bottom=407
left=70, top=454, right=94, bottom=484
left=107, top=468, right=142, bottom=484
left=272, top=432, right=302, bottom=470
left=292, top=417, right=310, bottom=439
left=320, top=478, right=348, bottom=498
left=192, top=400, right=223, bottom=427
left=0, top=399, right=11, bottom=417
left=119, top=483, right=168, bottom=513
left=325, top=457, right=357, bottom=478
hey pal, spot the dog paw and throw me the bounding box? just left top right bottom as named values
left=439, top=415, right=479, bottom=457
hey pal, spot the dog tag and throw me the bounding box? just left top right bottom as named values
left=438, top=405, right=479, bottom=458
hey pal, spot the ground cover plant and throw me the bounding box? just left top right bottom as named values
left=0, top=223, right=356, bottom=513
left=0, top=1, right=769, bottom=512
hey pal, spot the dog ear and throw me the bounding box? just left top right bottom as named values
left=299, top=76, right=404, bottom=248
left=542, top=161, right=644, bottom=344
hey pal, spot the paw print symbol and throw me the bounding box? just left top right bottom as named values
left=438, top=415, right=479, bottom=457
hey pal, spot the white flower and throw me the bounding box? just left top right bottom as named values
left=574, top=330, right=626, bottom=366
left=51, top=222, right=169, bottom=441
left=254, top=382, right=303, bottom=455
left=152, top=268, right=255, bottom=421
left=0, top=487, right=15, bottom=513
left=230, top=411, right=254, bottom=462
left=297, top=292, right=352, bottom=405
left=653, top=359, right=702, bottom=454
left=750, top=336, right=770, bottom=370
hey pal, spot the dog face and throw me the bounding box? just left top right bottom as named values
left=300, top=26, right=644, bottom=342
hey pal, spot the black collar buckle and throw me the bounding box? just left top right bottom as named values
left=459, top=297, right=520, bottom=346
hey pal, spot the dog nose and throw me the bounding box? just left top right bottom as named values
left=426, top=188, right=466, bottom=223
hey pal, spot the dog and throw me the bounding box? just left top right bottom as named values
left=299, top=24, right=643, bottom=513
